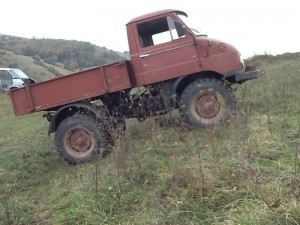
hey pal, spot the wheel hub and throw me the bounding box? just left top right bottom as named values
left=195, top=93, right=221, bottom=119
left=68, top=129, right=92, bottom=152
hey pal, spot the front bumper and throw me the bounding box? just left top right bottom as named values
left=225, top=66, right=264, bottom=84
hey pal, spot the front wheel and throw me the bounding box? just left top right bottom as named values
left=179, top=79, right=236, bottom=129
left=55, top=115, right=109, bottom=164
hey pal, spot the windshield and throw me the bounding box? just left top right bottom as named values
left=177, top=13, right=205, bottom=36
left=10, top=69, right=29, bottom=79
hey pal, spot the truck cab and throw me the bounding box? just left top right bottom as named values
left=0, top=68, right=36, bottom=92
left=127, top=9, right=256, bottom=86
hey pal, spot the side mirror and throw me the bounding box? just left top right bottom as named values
left=174, top=21, right=185, bottom=37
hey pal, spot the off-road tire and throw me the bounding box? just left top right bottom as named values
left=55, top=114, right=109, bottom=164
left=179, top=79, right=236, bottom=129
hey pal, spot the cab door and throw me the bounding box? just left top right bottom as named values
left=136, top=15, right=201, bottom=85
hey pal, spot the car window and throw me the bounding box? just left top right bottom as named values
left=0, top=71, right=12, bottom=80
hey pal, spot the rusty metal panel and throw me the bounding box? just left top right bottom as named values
left=9, top=61, right=132, bottom=116
left=9, top=87, right=34, bottom=115
left=103, top=61, right=132, bottom=92
left=139, top=39, right=200, bottom=85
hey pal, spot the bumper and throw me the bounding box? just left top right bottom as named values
left=225, top=66, right=264, bottom=84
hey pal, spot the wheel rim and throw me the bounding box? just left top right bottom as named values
left=64, top=127, right=94, bottom=157
left=194, top=92, right=221, bottom=119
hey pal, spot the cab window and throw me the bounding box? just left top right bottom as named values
left=137, top=16, right=185, bottom=48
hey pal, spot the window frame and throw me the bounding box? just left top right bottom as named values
left=137, top=15, right=185, bottom=48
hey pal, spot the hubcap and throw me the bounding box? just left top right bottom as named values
left=195, top=92, right=221, bottom=119
left=67, top=128, right=92, bottom=152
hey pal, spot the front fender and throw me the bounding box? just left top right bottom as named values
left=48, top=102, right=99, bottom=135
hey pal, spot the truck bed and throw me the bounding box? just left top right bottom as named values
left=9, top=61, right=132, bottom=116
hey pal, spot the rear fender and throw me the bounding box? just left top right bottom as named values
left=48, top=102, right=99, bottom=135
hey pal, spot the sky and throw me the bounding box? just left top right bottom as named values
left=1, top=0, right=300, bottom=58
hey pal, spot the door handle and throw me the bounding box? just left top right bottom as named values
left=140, top=54, right=150, bottom=58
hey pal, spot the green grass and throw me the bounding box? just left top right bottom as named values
left=1, top=53, right=300, bottom=224
left=42, top=61, right=73, bottom=76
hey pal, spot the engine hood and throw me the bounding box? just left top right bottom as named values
left=195, top=36, right=240, bottom=57
left=194, top=36, right=243, bottom=74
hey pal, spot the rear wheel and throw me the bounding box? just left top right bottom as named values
left=55, top=115, right=109, bottom=164
left=179, top=79, right=236, bottom=128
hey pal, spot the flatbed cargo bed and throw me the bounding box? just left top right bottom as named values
left=9, top=61, right=132, bottom=116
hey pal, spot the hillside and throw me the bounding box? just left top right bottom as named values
left=1, top=52, right=300, bottom=224
left=0, top=49, right=72, bottom=81
left=0, top=34, right=128, bottom=81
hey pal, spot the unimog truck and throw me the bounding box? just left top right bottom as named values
left=9, top=9, right=263, bottom=164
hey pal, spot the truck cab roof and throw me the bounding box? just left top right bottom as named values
left=127, top=9, right=187, bottom=24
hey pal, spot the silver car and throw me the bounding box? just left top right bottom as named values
left=0, top=68, right=36, bottom=92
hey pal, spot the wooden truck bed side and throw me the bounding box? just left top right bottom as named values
left=9, top=61, right=132, bottom=116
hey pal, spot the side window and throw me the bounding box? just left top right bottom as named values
left=137, top=16, right=185, bottom=48
left=0, top=71, right=13, bottom=86
left=0, top=71, right=12, bottom=80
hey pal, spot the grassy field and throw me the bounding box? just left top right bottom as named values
left=1, top=53, right=300, bottom=224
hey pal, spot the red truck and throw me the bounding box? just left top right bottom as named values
left=9, top=9, right=262, bottom=164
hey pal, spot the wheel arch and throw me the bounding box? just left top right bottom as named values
left=48, top=102, right=100, bottom=135
left=173, top=71, right=224, bottom=97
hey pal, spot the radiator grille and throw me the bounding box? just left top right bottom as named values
left=217, top=43, right=227, bottom=52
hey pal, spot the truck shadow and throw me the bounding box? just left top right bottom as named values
left=154, top=115, right=183, bottom=129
